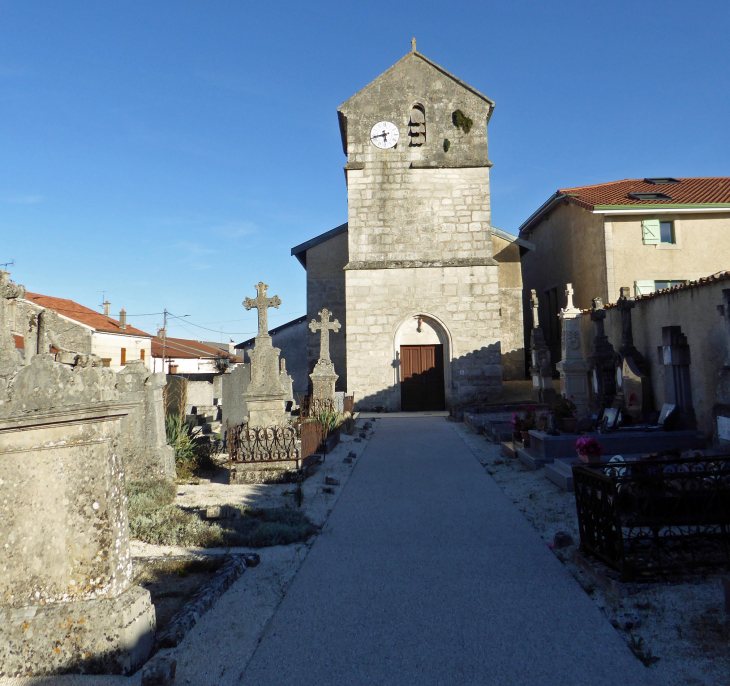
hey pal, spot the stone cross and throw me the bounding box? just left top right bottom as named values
left=309, top=308, right=341, bottom=362
left=530, top=289, right=540, bottom=329
left=411, top=37, right=417, bottom=52
left=565, top=284, right=575, bottom=311
left=0, top=270, right=25, bottom=354
left=244, top=282, right=281, bottom=338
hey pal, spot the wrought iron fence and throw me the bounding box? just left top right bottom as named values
left=344, top=394, right=354, bottom=414
left=299, top=394, right=355, bottom=417
left=227, top=418, right=325, bottom=465
left=572, top=455, right=730, bottom=580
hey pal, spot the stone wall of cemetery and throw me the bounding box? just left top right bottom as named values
left=579, top=276, right=730, bottom=437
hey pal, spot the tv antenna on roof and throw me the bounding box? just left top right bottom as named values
left=0, top=260, right=15, bottom=270
left=97, top=290, right=108, bottom=309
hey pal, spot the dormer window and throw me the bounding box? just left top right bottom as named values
left=628, top=192, right=673, bottom=201
left=643, top=178, right=680, bottom=185
left=409, top=105, right=425, bottom=146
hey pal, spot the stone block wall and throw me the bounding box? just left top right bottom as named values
left=345, top=265, right=502, bottom=410
left=346, top=166, right=493, bottom=265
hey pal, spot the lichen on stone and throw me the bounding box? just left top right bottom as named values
left=452, top=110, right=473, bottom=134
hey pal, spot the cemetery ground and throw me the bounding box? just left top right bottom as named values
left=455, top=422, right=730, bottom=686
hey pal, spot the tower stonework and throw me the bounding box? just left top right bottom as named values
left=338, top=49, right=502, bottom=411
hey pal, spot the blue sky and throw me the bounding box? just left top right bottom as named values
left=1, top=1, right=728, bottom=342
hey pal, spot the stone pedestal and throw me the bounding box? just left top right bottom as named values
left=310, top=359, right=339, bottom=401
left=242, top=337, right=288, bottom=427
left=0, top=402, right=155, bottom=676
left=587, top=297, right=616, bottom=412
left=529, top=327, right=556, bottom=404
left=556, top=284, right=590, bottom=415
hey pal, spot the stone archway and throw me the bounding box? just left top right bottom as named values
left=392, top=314, right=452, bottom=411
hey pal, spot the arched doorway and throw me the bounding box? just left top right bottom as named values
left=393, top=314, right=451, bottom=411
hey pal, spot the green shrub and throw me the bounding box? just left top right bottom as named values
left=443, top=138, right=451, bottom=152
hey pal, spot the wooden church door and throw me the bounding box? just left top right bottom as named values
left=400, top=345, right=445, bottom=411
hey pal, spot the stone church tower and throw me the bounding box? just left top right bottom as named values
left=293, top=45, right=523, bottom=412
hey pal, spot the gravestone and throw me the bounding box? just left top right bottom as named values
left=241, top=282, right=288, bottom=427
left=117, top=360, right=176, bottom=480
left=528, top=290, right=556, bottom=404
left=587, top=297, right=616, bottom=412
left=714, top=289, right=730, bottom=449
left=555, top=284, right=590, bottom=415
left=280, top=358, right=294, bottom=407
left=0, top=270, right=25, bottom=380
left=0, top=354, right=155, bottom=676
left=613, top=287, right=650, bottom=421
left=222, top=363, right=251, bottom=431
left=657, top=326, right=695, bottom=429
left=309, top=308, right=341, bottom=402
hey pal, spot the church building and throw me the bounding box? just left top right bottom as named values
left=292, top=43, right=530, bottom=412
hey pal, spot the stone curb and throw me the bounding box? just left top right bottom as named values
left=155, top=553, right=259, bottom=649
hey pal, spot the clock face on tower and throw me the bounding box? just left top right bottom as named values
left=370, top=121, right=399, bottom=149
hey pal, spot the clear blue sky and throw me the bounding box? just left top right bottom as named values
left=2, top=1, right=728, bottom=342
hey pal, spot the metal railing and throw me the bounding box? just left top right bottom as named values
left=227, top=418, right=325, bottom=465
left=299, top=394, right=355, bottom=418
left=572, top=455, right=730, bottom=580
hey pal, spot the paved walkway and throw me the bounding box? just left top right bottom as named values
left=239, top=418, right=658, bottom=686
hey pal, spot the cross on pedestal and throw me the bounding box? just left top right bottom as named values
left=244, top=282, right=281, bottom=338
left=565, top=283, right=575, bottom=311
left=530, top=289, right=540, bottom=329
left=309, top=308, right=341, bottom=362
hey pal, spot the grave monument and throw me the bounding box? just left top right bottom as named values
left=714, top=289, right=730, bottom=449
left=587, top=297, right=616, bottom=412
left=613, top=287, right=650, bottom=422
left=657, top=326, right=696, bottom=429
left=555, top=284, right=590, bottom=415
left=309, top=307, right=341, bottom=404
left=528, top=290, right=555, bottom=404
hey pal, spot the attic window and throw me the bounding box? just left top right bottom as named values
left=628, top=192, right=673, bottom=201
left=644, top=178, right=680, bottom=185
left=409, top=105, right=425, bottom=146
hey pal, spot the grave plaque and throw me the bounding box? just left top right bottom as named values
left=555, top=284, right=590, bottom=415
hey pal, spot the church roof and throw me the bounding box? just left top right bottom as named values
left=291, top=222, right=348, bottom=268
left=338, top=50, right=495, bottom=113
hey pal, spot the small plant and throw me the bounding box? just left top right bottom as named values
left=452, top=109, right=473, bottom=134
left=574, top=436, right=604, bottom=459
left=315, top=408, right=340, bottom=437
left=509, top=412, right=523, bottom=432
left=443, top=138, right=451, bottom=152
left=628, top=634, right=660, bottom=667
left=551, top=394, right=577, bottom=421
left=520, top=405, right=537, bottom=431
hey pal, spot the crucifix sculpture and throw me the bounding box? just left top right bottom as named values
left=244, top=282, right=281, bottom=338
left=309, top=308, right=341, bottom=362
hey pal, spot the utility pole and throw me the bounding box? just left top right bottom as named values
left=161, top=309, right=168, bottom=374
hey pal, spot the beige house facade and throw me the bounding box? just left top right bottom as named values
left=292, top=46, right=531, bottom=411
left=519, top=177, right=730, bottom=367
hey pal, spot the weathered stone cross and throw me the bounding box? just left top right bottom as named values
left=309, top=308, right=340, bottom=362
left=244, top=282, right=281, bottom=338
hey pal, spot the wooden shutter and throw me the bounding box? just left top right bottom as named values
left=140, top=349, right=145, bottom=361
left=642, top=219, right=660, bottom=245
left=634, top=280, right=655, bottom=296
left=121, top=348, right=126, bottom=365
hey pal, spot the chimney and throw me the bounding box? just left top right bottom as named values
left=119, top=309, right=127, bottom=330
left=158, top=327, right=166, bottom=339
left=228, top=339, right=235, bottom=355
left=103, top=300, right=110, bottom=317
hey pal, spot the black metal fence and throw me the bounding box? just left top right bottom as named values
left=227, top=419, right=325, bottom=466
left=572, top=455, right=730, bottom=580
left=300, top=394, right=355, bottom=418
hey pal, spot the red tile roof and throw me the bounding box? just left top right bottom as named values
left=151, top=336, right=245, bottom=363
left=23, top=293, right=153, bottom=338
left=559, top=177, right=730, bottom=210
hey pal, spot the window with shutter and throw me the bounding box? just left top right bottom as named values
left=642, top=219, right=660, bottom=245
left=634, top=280, right=656, bottom=296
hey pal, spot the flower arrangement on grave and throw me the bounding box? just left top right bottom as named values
left=574, top=436, right=604, bottom=464
left=520, top=405, right=537, bottom=431
left=551, top=394, right=577, bottom=421
left=509, top=412, right=523, bottom=432
left=536, top=412, right=549, bottom=432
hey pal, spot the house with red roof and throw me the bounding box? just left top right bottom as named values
left=518, top=177, right=730, bottom=367
left=12, top=294, right=153, bottom=371
left=150, top=334, right=244, bottom=377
